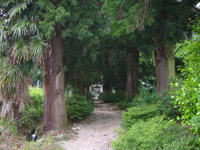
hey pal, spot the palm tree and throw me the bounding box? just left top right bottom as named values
left=0, top=1, right=46, bottom=126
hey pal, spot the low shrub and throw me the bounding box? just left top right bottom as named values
left=20, top=87, right=44, bottom=127
left=132, top=86, right=159, bottom=106
left=116, top=86, right=179, bottom=120
left=116, top=101, right=132, bottom=110
left=66, top=95, right=94, bottom=121
left=120, top=104, right=161, bottom=129
left=99, top=91, right=126, bottom=103
left=115, top=86, right=159, bottom=110
left=112, top=115, right=196, bottom=150
left=86, top=91, right=95, bottom=100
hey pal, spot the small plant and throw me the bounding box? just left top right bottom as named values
left=21, top=135, right=65, bottom=150
left=0, top=117, right=18, bottom=135
left=66, top=95, right=94, bottom=121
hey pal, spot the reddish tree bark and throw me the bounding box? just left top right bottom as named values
left=43, top=25, right=68, bottom=134
left=155, top=43, right=175, bottom=95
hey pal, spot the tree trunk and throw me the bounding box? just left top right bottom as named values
left=126, top=49, right=139, bottom=100
left=126, top=51, right=133, bottom=99
left=103, top=51, right=112, bottom=94
left=155, top=44, right=175, bottom=95
left=74, top=67, right=78, bottom=95
left=132, top=50, right=139, bottom=96
left=80, top=84, right=83, bottom=96
left=103, top=75, right=112, bottom=94
left=43, top=25, right=68, bottom=134
left=13, top=101, right=20, bottom=128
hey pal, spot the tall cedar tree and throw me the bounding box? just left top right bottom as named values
left=103, top=0, right=200, bottom=95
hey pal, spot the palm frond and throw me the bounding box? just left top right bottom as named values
left=12, top=40, right=30, bottom=62
left=0, top=22, right=8, bottom=51
left=8, top=0, right=33, bottom=21
left=10, top=20, right=39, bottom=37
left=31, top=36, right=48, bottom=58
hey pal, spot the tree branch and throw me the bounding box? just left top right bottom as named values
left=174, top=39, right=199, bottom=55
left=192, top=6, right=200, bottom=12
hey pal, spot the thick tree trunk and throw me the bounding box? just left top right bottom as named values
left=155, top=44, right=175, bottom=95
left=43, top=25, right=68, bottom=134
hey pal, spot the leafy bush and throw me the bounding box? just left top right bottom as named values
left=159, top=94, right=180, bottom=119
left=137, top=87, right=179, bottom=119
left=66, top=95, right=94, bottom=121
left=116, top=86, right=179, bottom=120
left=115, top=86, right=159, bottom=110
left=99, top=91, right=125, bottom=103
left=112, top=115, right=196, bottom=150
left=169, top=17, right=200, bottom=146
left=20, top=87, right=44, bottom=127
left=132, top=86, right=159, bottom=106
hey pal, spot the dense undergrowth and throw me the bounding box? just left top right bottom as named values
left=0, top=86, right=95, bottom=149
left=112, top=115, right=196, bottom=150
left=20, top=87, right=95, bottom=128
left=1, top=85, right=199, bottom=149
left=106, top=86, right=199, bottom=149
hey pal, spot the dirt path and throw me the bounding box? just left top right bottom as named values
left=60, top=99, right=122, bottom=150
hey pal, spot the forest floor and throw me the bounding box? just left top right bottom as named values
left=60, top=99, right=122, bottom=150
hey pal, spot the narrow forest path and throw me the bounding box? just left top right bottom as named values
left=60, top=99, right=122, bottom=150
